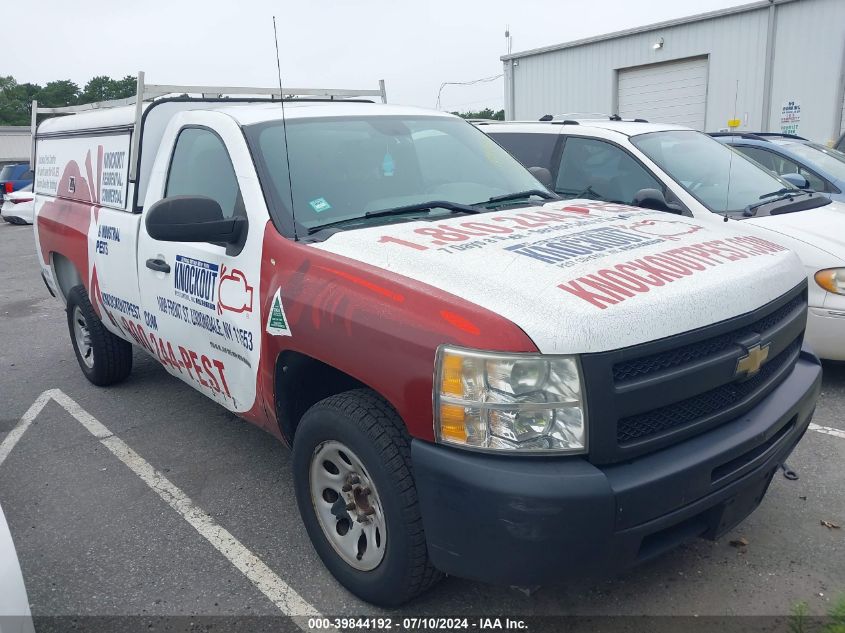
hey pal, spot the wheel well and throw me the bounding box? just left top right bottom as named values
left=274, top=351, right=367, bottom=444
left=51, top=253, right=83, bottom=302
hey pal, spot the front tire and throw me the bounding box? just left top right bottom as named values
left=292, top=389, right=442, bottom=606
left=66, top=285, right=133, bottom=386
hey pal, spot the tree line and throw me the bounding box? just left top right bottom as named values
left=0, top=75, right=504, bottom=126
left=0, top=75, right=137, bottom=126
left=451, top=108, right=504, bottom=121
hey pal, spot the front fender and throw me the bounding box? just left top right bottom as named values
left=257, top=222, right=538, bottom=441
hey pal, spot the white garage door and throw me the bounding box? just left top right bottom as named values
left=617, top=57, right=708, bottom=129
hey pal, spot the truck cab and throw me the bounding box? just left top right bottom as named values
left=32, top=77, right=821, bottom=606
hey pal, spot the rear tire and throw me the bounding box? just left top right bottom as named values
left=66, top=285, right=133, bottom=386
left=292, top=389, right=442, bottom=606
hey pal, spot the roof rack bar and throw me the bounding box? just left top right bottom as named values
left=752, top=131, right=807, bottom=140
left=709, top=132, right=769, bottom=141
left=143, top=84, right=386, bottom=100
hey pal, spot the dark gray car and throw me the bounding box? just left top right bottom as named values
left=712, top=132, right=845, bottom=202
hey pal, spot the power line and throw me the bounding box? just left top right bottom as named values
left=436, top=73, right=503, bottom=110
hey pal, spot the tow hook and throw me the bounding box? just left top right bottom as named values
left=510, top=585, right=541, bottom=597
left=780, top=463, right=799, bottom=480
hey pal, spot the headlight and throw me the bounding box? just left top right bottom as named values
left=434, top=346, right=586, bottom=454
left=815, top=268, right=845, bottom=295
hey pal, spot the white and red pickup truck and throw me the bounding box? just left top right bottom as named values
left=31, top=76, right=821, bottom=606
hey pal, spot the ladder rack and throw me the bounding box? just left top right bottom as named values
left=30, top=71, right=388, bottom=180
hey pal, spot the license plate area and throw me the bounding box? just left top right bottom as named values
left=706, top=468, right=776, bottom=539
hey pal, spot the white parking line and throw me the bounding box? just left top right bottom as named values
left=0, top=390, right=52, bottom=468
left=0, top=389, right=322, bottom=626
left=809, top=422, right=845, bottom=440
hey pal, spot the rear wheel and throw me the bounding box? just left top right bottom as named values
left=292, top=389, right=442, bottom=606
left=66, top=285, right=133, bottom=386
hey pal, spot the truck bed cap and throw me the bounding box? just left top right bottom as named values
left=38, top=104, right=146, bottom=135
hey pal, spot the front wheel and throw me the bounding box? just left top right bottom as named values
left=66, top=285, right=133, bottom=386
left=292, top=389, right=442, bottom=606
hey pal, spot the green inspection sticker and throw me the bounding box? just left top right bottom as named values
left=309, top=197, right=332, bottom=213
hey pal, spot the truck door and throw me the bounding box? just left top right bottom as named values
left=137, top=119, right=267, bottom=414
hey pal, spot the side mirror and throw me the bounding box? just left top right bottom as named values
left=145, top=195, right=246, bottom=244
left=781, top=173, right=811, bottom=190
left=528, top=166, right=554, bottom=188
left=632, top=188, right=682, bottom=213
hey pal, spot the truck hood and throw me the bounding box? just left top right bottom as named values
left=744, top=203, right=845, bottom=262
left=313, top=201, right=805, bottom=354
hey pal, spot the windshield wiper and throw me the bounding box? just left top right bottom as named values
left=759, top=187, right=799, bottom=200
left=306, top=200, right=481, bottom=235
left=744, top=191, right=809, bottom=216
left=557, top=185, right=601, bottom=200
left=364, top=200, right=482, bottom=219
left=479, top=189, right=558, bottom=206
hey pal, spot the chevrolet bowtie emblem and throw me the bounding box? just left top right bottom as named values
left=736, top=343, right=771, bottom=377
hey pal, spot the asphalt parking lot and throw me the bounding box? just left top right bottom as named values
left=1, top=220, right=843, bottom=628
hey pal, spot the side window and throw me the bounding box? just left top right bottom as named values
left=796, top=166, right=827, bottom=192
left=734, top=146, right=779, bottom=172
left=488, top=132, right=558, bottom=171
left=555, top=137, right=662, bottom=204
left=166, top=128, right=242, bottom=218
left=736, top=146, right=827, bottom=192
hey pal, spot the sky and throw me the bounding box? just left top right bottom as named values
left=8, top=0, right=752, bottom=112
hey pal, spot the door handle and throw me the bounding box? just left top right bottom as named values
left=146, top=258, right=171, bottom=274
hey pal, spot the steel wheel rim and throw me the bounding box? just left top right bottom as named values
left=72, top=306, right=94, bottom=369
left=309, top=440, right=387, bottom=571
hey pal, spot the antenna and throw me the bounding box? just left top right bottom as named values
left=273, top=16, right=298, bottom=238
left=724, top=79, right=739, bottom=222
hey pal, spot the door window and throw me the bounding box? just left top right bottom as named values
left=166, top=128, right=242, bottom=218
left=556, top=137, right=662, bottom=204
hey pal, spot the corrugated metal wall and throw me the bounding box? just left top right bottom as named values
left=840, top=94, right=845, bottom=136
left=768, top=0, right=845, bottom=143
left=505, top=0, right=845, bottom=142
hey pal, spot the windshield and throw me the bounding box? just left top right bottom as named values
left=630, top=130, right=795, bottom=213
left=0, top=165, right=18, bottom=180
left=247, top=116, right=546, bottom=232
left=779, top=141, right=845, bottom=181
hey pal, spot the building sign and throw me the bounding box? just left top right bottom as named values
left=780, top=100, right=801, bottom=135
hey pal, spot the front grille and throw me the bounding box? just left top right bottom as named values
left=580, top=282, right=808, bottom=463
left=617, top=339, right=800, bottom=444
left=613, top=293, right=805, bottom=383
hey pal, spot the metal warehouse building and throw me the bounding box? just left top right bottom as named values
left=0, top=126, right=31, bottom=166
left=501, top=0, right=845, bottom=143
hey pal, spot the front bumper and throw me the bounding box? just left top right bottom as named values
left=806, top=305, right=845, bottom=361
left=412, top=350, right=821, bottom=587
